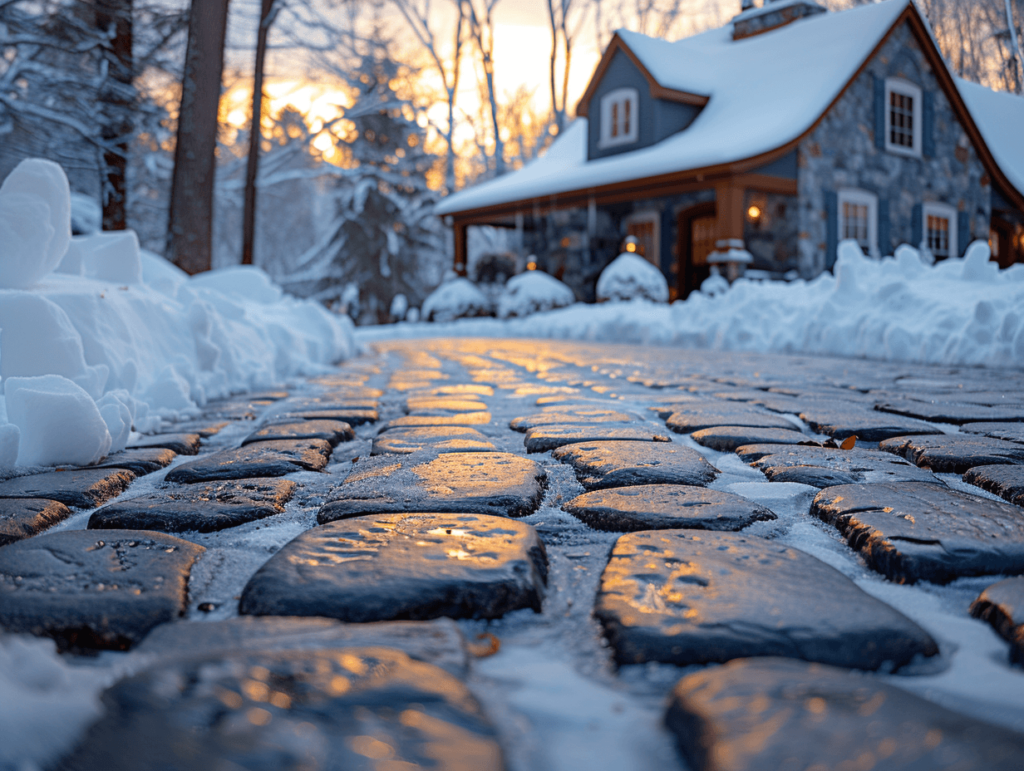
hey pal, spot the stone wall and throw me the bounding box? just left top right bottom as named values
left=797, top=20, right=991, bottom=275
left=744, top=190, right=800, bottom=274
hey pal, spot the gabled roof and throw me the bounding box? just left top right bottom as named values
left=957, top=78, right=1024, bottom=200
left=436, top=0, right=1024, bottom=218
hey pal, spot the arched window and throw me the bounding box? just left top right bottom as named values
left=600, top=88, right=639, bottom=148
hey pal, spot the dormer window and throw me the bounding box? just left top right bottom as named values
left=885, top=78, right=922, bottom=157
left=600, top=88, right=639, bottom=148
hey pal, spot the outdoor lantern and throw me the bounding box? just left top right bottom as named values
left=706, top=238, right=754, bottom=283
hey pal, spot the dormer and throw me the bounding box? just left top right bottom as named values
left=576, top=34, right=708, bottom=162
left=732, top=0, right=827, bottom=41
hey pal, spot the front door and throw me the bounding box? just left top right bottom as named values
left=678, top=203, right=716, bottom=299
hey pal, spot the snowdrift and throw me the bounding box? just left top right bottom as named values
left=360, top=240, right=1024, bottom=370
left=0, top=159, right=355, bottom=470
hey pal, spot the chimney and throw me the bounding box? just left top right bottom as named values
left=733, top=0, right=826, bottom=41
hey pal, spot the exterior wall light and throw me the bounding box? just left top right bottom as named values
left=747, top=205, right=762, bottom=224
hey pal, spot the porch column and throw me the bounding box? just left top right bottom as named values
left=715, top=178, right=745, bottom=245
left=453, top=220, right=468, bottom=276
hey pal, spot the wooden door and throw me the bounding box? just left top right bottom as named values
left=678, top=203, right=716, bottom=299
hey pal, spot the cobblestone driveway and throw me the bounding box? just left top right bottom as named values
left=5, top=339, right=1024, bottom=770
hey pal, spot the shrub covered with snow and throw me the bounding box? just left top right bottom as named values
left=0, top=159, right=356, bottom=471
left=358, top=238, right=1024, bottom=369
left=497, top=270, right=576, bottom=318
left=596, top=252, right=669, bottom=303
left=422, top=277, right=493, bottom=322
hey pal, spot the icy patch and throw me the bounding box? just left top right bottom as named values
left=596, top=252, right=669, bottom=303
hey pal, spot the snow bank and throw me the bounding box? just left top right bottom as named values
left=360, top=240, right=1024, bottom=369
left=0, top=159, right=355, bottom=471
left=498, top=271, right=576, bottom=318
left=596, top=252, right=669, bottom=303
left=422, top=277, right=493, bottom=322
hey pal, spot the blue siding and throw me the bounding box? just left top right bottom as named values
left=958, top=210, right=971, bottom=255
left=911, top=203, right=923, bottom=247
left=751, top=150, right=798, bottom=180
left=922, top=90, right=935, bottom=158
left=825, top=191, right=838, bottom=268
left=878, top=198, right=890, bottom=255
left=873, top=75, right=886, bottom=151
left=587, top=50, right=703, bottom=161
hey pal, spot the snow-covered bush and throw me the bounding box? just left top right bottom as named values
left=498, top=271, right=576, bottom=318
left=0, top=159, right=356, bottom=471
left=596, top=252, right=669, bottom=303
left=422, top=278, right=493, bottom=322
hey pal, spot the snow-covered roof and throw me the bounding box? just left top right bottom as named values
left=957, top=78, right=1024, bottom=200
left=437, top=0, right=909, bottom=216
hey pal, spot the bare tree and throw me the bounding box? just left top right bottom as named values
left=166, top=0, right=230, bottom=274
left=94, top=0, right=133, bottom=230
left=546, top=0, right=589, bottom=133
left=464, top=0, right=505, bottom=175
left=1006, top=0, right=1024, bottom=93
left=241, top=0, right=283, bottom=265
left=390, top=0, right=467, bottom=193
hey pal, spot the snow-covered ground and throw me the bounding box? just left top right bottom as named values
left=0, top=159, right=355, bottom=471
left=361, top=240, right=1024, bottom=370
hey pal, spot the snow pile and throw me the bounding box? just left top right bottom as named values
left=0, top=159, right=355, bottom=470
left=360, top=240, right=1024, bottom=369
left=422, top=277, right=493, bottom=322
left=498, top=271, right=576, bottom=318
left=596, top=252, right=670, bottom=303
left=0, top=634, right=108, bottom=769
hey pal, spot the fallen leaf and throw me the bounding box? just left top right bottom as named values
left=840, top=435, right=857, bottom=450
left=466, top=632, right=500, bottom=658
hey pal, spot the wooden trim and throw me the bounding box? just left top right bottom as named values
left=678, top=201, right=717, bottom=299
left=450, top=2, right=1024, bottom=223
left=734, top=173, right=798, bottom=195
left=576, top=33, right=709, bottom=118
left=453, top=221, right=468, bottom=275
left=715, top=179, right=745, bottom=243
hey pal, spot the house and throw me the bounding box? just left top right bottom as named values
left=434, top=0, right=1024, bottom=301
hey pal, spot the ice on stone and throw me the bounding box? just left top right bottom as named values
left=0, top=159, right=71, bottom=289
left=596, top=252, right=669, bottom=303
left=4, top=375, right=112, bottom=467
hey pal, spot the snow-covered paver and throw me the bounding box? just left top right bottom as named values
left=4, top=338, right=1024, bottom=770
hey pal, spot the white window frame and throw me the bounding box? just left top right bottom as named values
left=922, top=201, right=958, bottom=260
left=884, top=78, right=922, bottom=158
left=624, top=210, right=660, bottom=267
left=599, top=88, right=639, bottom=149
left=838, top=188, right=879, bottom=257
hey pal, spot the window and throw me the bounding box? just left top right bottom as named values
left=885, top=78, right=922, bottom=157
left=838, top=189, right=878, bottom=256
left=625, top=211, right=660, bottom=266
left=921, top=202, right=957, bottom=260
left=600, top=88, right=639, bottom=148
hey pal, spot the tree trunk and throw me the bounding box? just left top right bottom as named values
left=166, top=0, right=231, bottom=274
left=94, top=0, right=133, bottom=231
left=242, top=0, right=277, bottom=266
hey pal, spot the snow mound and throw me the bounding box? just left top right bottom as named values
left=70, top=192, right=101, bottom=235
left=498, top=271, right=576, bottom=318
left=422, top=277, right=493, bottom=322
left=358, top=239, right=1024, bottom=370
left=0, top=158, right=357, bottom=471
left=0, top=159, right=72, bottom=289
left=596, top=252, right=669, bottom=303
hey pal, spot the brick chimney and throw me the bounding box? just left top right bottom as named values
left=733, top=0, right=826, bottom=41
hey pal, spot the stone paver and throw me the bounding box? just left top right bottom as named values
left=318, top=451, right=546, bottom=522
left=240, top=513, right=546, bottom=622
left=563, top=484, right=775, bottom=531
left=963, top=464, right=1024, bottom=506
left=524, top=424, right=671, bottom=453
left=16, top=339, right=1024, bottom=771
left=87, top=479, right=296, bottom=533
left=0, top=530, right=204, bottom=650
left=371, top=425, right=496, bottom=455
left=595, top=530, right=936, bottom=668
left=689, top=425, right=804, bottom=452
left=971, top=576, right=1024, bottom=665
left=135, top=616, right=469, bottom=675
left=666, top=658, right=1024, bottom=771
left=0, top=498, right=71, bottom=545
left=126, top=432, right=201, bottom=455
left=64, top=648, right=503, bottom=771
left=552, top=441, right=718, bottom=489
left=752, top=446, right=941, bottom=486
left=164, top=438, right=332, bottom=483
left=812, top=482, right=1024, bottom=583
left=0, top=468, right=135, bottom=508
left=241, top=419, right=354, bottom=446
left=881, top=433, right=1024, bottom=473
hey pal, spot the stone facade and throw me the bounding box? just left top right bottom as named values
left=797, top=20, right=990, bottom=275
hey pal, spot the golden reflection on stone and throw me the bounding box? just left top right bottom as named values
left=805, top=697, right=827, bottom=715
left=247, top=707, right=272, bottom=726
left=349, top=735, right=395, bottom=760
left=242, top=679, right=270, bottom=702
left=269, top=691, right=291, bottom=709
left=340, top=653, right=368, bottom=675
left=217, top=688, right=243, bottom=710
left=328, top=675, right=351, bottom=695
